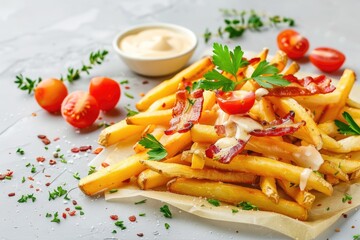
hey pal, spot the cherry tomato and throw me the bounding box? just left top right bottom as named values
left=277, top=29, right=310, bottom=59
left=89, top=77, right=121, bottom=111
left=309, top=47, right=346, bottom=72
left=216, top=90, right=255, bottom=115
left=34, top=78, right=68, bottom=113
left=61, top=91, right=100, bottom=128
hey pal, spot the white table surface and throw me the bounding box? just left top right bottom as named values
left=1, top=0, right=360, bottom=239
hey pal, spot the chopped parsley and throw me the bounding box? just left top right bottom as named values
left=134, top=199, right=147, bottom=205
left=353, top=234, right=360, bottom=240
left=48, top=186, right=68, bottom=201
left=73, top=172, right=80, bottom=180
left=232, top=208, right=239, bottom=213
left=125, top=92, right=134, bottom=99
left=138, top=134, right=167, bottom=161
left=160, top=205, right=172, bottom=218
left=119, top=80, right=129, bottom=85
left=237, top=201, right=258, bottom=211
left=88, top=166, right=96, bottom=175
left=114, top=221, right=126, bottom=230
left=342, top=193, right=352, bottom=203
left=109, top=189, right=118, bottom=194
left=139, top=213, right=146, bottom=217
left=165, top=223, right=170, bottom=230
left=125, top=107, right=139, bottom=117
left=18, top=194, right=36, bottom=203
left=207, top=198, right=221, bottom=207
left=16, top=148, right=25, bottom=155
left=51, top=212, right=60, bottom=223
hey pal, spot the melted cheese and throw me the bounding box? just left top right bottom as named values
left=292, top=145, right=324, bottom=170
left=299, top=168, right=312, bottom=191
left=255, top=88, right=269, bottom=101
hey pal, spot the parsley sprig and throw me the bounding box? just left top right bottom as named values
left=237, top=201, right=258, bottom=210
left=160, top=204, right=172, bottom=218
left=204, top=9, right=295, bottom=43
left=194, top=43, right=289, bottom=92
left=15, top=49, right=108, bottom=94
left=48, top=186, right=68, bottom=201
left=138, top=134, right=168, bottom=161
left=335, top=112, right=360, bottom=135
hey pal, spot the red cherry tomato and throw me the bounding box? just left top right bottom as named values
left=277, top=29, right=310, bottom=59
left=89, top=77, right=121, bottom=111
left=61, top=91, right=100, bottom=128
left=216, top=90, right=255, bottom=115
left=34, top=78, right=68, bottom=113
left=309, top=47, right=346, bottom=72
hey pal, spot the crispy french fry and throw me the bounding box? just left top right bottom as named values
left=282, top=62, right=300, bottom=75
left=141, top=160, right=257, bottom=184
left=190, top=142, right=207, bottom=169
left=259, top=176, right=279, bottom=203
left=270, top=50, right=288, bottom=72
left=136, top=57, right=214, bottom=111
left=277, top=180, right=315, bottom=210
left=168, top=178, right=308, bottom=220
left=147, top=94, right=176, bottom=111
left=319, top=161, right=348, bottom=182
left=98, top=120, right=147, bottom=147
left=322, top=154, right=360, bottom=174
left=269, top=97, right=323, bottom=149
left=80, top=131, right=192, bottom=196
left=347, top=98, right=360, bottom=109
left=320, top=69, right=356, bottom=123
left=137, top=154, right=188, bottom=190
left=182, top=154, right=333, bottom=195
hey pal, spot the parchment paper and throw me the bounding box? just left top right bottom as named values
left=89, top=74, right=360, bottom=240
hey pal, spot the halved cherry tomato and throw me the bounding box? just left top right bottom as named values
left=89, top=77, right=121, bottom=111
left=309, top=47, right=345, bottom=72
left=61, top=91, right=100, bottom=128
left=277, top=29, right=309, bottom=59
left=216, top=90, right=255, bottom=115
left=34, top=78, right=68, bottom=113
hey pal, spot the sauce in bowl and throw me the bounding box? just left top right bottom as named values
left=119, top=28, right=192, bottom=58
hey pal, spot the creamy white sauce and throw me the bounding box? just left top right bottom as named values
left=292, top=145, right=324, bottom=170
left=299, top=168, right=312, bottom=191
left=120, top=28, right=192, bottom=58
left=230, top=115, right=263, bottom=141
left=255, top=88, right=269, bottom=101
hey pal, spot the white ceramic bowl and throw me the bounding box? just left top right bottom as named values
left=113, top=23, right=198, bottom=77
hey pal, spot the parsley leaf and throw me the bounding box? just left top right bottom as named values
left=114, top=221, right=126, bottom=230
left=335, top=112, right=360, bottom=135
left=237, top=201, right=258, bottom=210
left=251, top=61, right=290, bottom=88
left=139, top=134, right=167, bottom=161
left=342, top=193, right=352, bottom=203
left=165, top=223, right=170, bottom=230
left=160, top=204, right=172, bottom=218
left=134, top=199, right=147, bottom=205
left=125, top=107, right=139, bottom=117
left=353, top=234, right=360, bottom=240
left=207, top=198, right=220, bottom=207
left=51, top=212, right=60, bottom=223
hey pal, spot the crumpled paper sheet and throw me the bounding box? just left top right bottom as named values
left=89, top=75, right=360, bottom=240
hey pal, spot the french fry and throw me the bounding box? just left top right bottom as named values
left=277, top=180, right=315, bottom=210
left=98, top=120, right=146, bottom=147
left=136, top=57, right=214, bottom=111
left=182, top=153, right=333, bottom=195
left=141, top=160, right=257, bottom=184
left=190, top=142, right=207, bottom=169
left=168, top=178, right=308, bottom=220
left=147, top=94, right=176, bottom=111
left=80, top=131, right=192, bottom=196
left=322, top=154, right=360, bottom=174
left=259, top=176, right=279, bottom=203
left=282, top=62, right=300, bottom=75
left=137, top=154, right=188, bottom=190
left=320, top=69, right=356, bottom=123
left=318, top=161, right=348, bottom=182
left=270, top=50, right=288, bottom=72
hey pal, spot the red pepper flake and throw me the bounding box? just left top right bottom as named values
left=101, top=162, right=110, bottom=168
left=29, top=184, right=34, bottom=188
left=125, top=86, right=130, bottom=90
left=45, top=182, right=51, bottom=187
left=72, top=200, right=77, bottom=206
left=28, top=177, right=34, bottom=181
left=49, top=159, right=56, bottom=165
left=142, top=80, right=149, bottom=84
left=93, top=147, right=103, bottom=154
left=349, top=200, right=352, bottom=204
left=36, top=157, right=45, bottom=162
left=45, top=174, right=51, bottom=178
left=37, top=135, right=46, bottom=139
left=128, top=215, right=136, bottom=222
left=41, top=138, right=51, bottom=145
left=71, top=147, right=80, bottom=153
left=139, top=93, right=145, bottom=97
left=80, top=146, right=92, bottom=152
left=32, top=113, right=37, bottom=117
left=62, top=212, right=67, bottom=219
left=69, top=211, right=76, bottom=216
left=65, top=207, right=70, bottom=211
left=36, top=188, right=40, bottom=192
left=98, top=116, right=103, bottom=120
left=8, top=192, right=15, bottom=197
left=0, top=175, right=5, bottom=180
left=137, top=233, right=144, bottom=237
left=53, top=137, right=60, bottom=141
left=110, top=215, right=118, bottom=221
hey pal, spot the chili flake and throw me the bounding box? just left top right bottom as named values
left=71, top=148, right=80, bottom=153
left=110, top=215, right=119, bottom=221
left=72, top=200, right=78, bottom=205
left=62, top=212, right=67, bottom=219
left=65, top=207, right=70, bottom=211
left=80, top=146, right=92, bottom=152
left=93, top=147, right=103, bottom=154
left=49, top=160, right=56, bottom=165
left=68, top=211, right=76, bottom=216
left=45, top=182, right=51, bottom=187
left=8, top=192, right=15, bottom=197
left=128, top=215, right=136, bottom=222
left=36, top=157, right=45, bottom=162
left=137, top=233, right=144, bottom=237
left=101, top=162, right=109, bottom=168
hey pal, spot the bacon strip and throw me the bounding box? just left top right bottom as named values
left=205, top=138, right=248, bottom=164
left=267, top=75, right=335, bottom=97
left=164, top=89, right=204, bottom=135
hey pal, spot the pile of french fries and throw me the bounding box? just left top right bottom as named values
left=79, top=48, right=360, bottom=221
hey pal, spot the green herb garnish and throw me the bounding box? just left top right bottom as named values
left=16, top=148, right=25, bottom=155
left=232, top=209, right=239, bottom=213
left=109, top=189, right=118, bottom=194
left=114, top=221, right=126, bottom=230
left=139, top=134, right=168, bottom=161
left=48, top=186, right=68, bottom=201
left=120, top=80, right=129, bottom=84
left=237, top=201, right=258, bottom=210
left=342, top=193, right=352, bottom=203
left=335, top=112, right=360, bottom=135
left=139, top=213, right=146, bottom=217
left=165, top=223, right=170, bottom=230
left=160, top=204, right=172, bottom=218
left=125, top=92, right=134, bottom=99
left=73, top=172, right=80, bottom=180
left=207, top=198, right=221, bottom=207
left=88, top=166, right=96, bottom=175
left=353, top=234, right=360, bottom=240
left=125, top=107, right=139, bottom=117
left=18, top=194, right=36, bottom=203
left=51, top=212, right=60, bottom=223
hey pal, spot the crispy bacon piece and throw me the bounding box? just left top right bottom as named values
left=205, top=138, right=248, bottom=164
left=267, top=74, right=335, bottom=97
left=164, top=89, right=204, bottom=135
left=250, top=111, right=305, bottom=136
